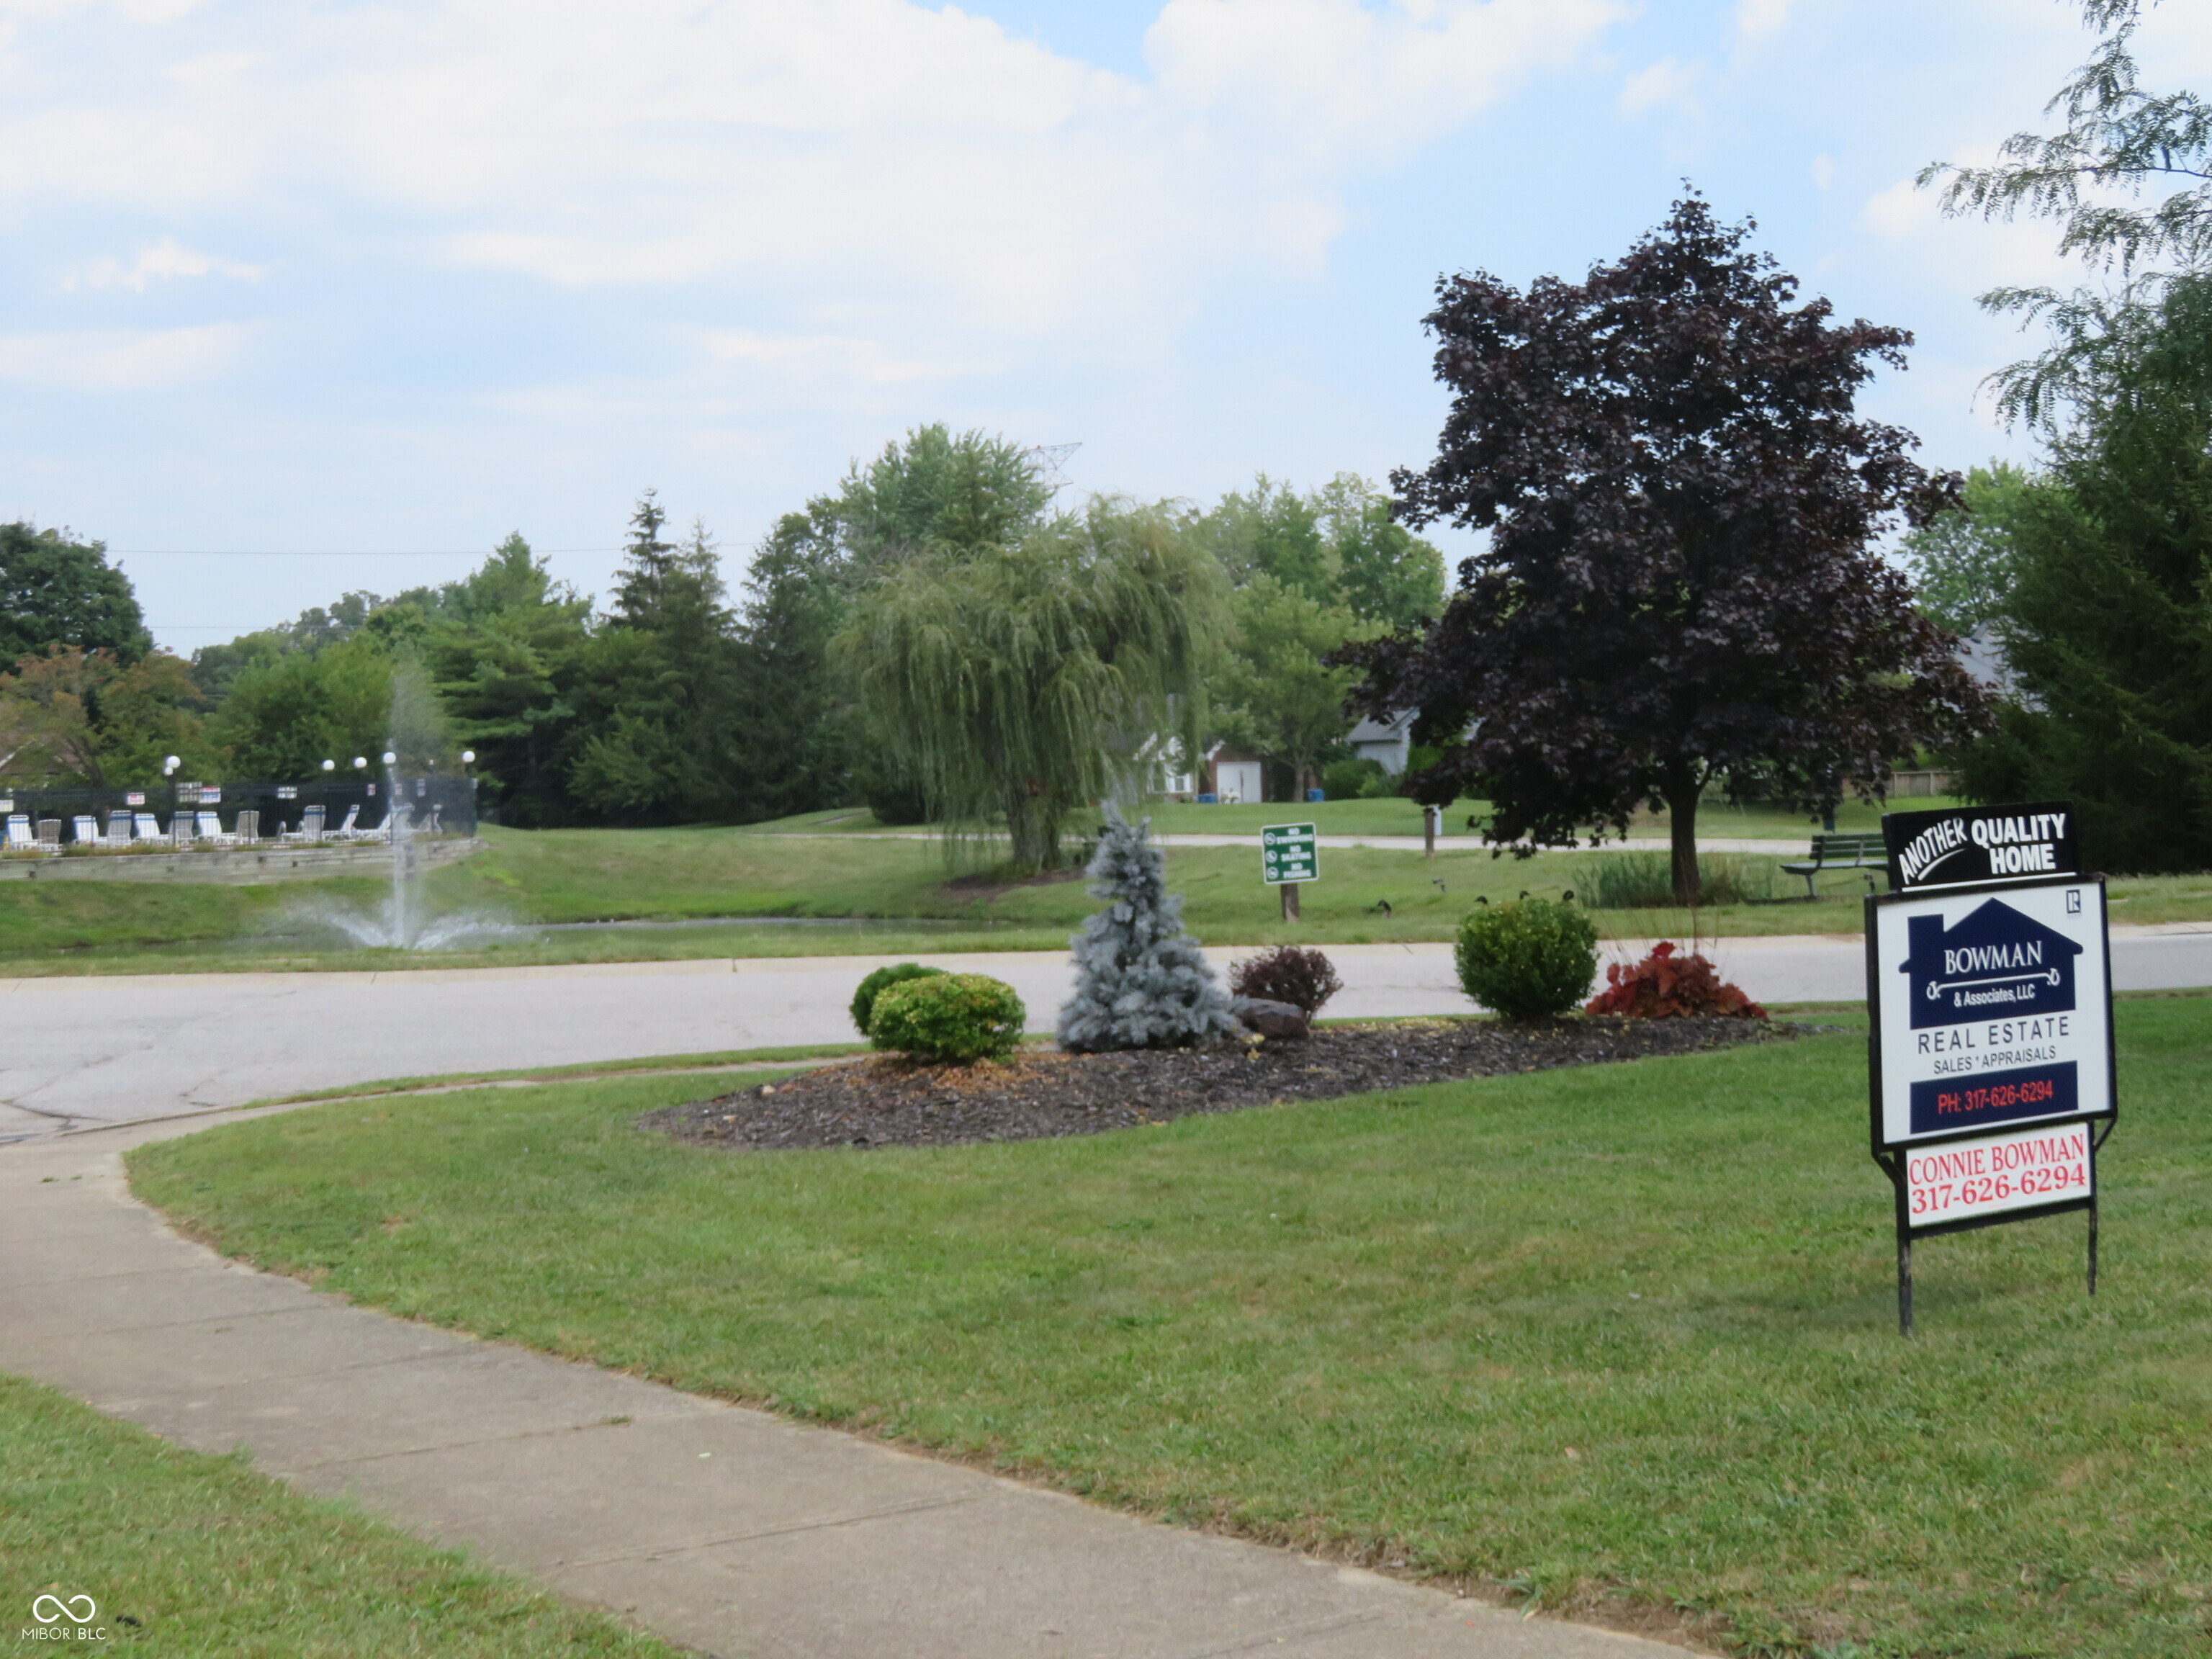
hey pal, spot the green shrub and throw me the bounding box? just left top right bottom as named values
left=849, top=962, right=948, bottom=1037
left=868, top=973, right=1026, bottom=1064
left=1320, top=757, right=1385, bottom=801
left=1575, top=851, right=1776, bottom=908
left=1454, top=897, right=1599, bottom=1020
left=852, top=763, right=930, bottom=827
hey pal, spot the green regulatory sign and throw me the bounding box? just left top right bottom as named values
left=1260, top=822, right=1319, bottom=886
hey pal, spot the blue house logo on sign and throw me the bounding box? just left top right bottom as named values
left=1901, top=899, right=2080, bottom=1030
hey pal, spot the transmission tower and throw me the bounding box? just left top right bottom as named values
left=1023, top=441, right=1082, bottom=495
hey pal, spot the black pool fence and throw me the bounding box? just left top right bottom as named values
left=0, top=775, right=480, bottom=840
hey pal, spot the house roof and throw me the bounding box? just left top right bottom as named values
left=1347, top=712, right=1411, bottom=744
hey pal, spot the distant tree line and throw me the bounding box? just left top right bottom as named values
left=0, top=439, right=1443, bottom=847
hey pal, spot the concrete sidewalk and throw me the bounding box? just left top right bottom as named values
left=1, top=1115, right=1691, bottom=1659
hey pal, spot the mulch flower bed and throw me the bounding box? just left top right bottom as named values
left=639, top=1016, right=1784, bottom=1152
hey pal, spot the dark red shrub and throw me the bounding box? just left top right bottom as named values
left=1228, top=945, right=1344, bottom=1016
left=1584, top=941, right=1768, bottom=1020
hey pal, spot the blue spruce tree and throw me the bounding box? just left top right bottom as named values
left=1057, top=804, right=1241, bottom=1051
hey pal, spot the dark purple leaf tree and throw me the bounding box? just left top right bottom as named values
left=1341, top=195, right=1995, bottom=904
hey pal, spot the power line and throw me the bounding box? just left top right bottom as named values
left=117, top=555, right=628, bottom=570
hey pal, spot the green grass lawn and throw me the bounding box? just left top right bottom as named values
left=6, top=822, right=2206, bottom=976
left=0, top=1370, right=683, bottom=1658
left=130, top=998, right=2212, bottom=1657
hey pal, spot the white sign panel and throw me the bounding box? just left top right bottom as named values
left=1870, top=876, right=2112, bottom=1149
left=1904, top=1120, right=2092, bottom=1227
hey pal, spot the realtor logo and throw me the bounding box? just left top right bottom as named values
left=1899, top=899, right=2081, bottom=1030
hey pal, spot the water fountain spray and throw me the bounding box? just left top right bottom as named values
left=296, top=660, right=515, bottom=952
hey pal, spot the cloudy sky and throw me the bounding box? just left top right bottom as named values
left=1, top=0, right=2204, bottom=652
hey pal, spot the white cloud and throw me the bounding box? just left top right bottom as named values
left=1617, top=55, right=1700, bottom=121
left=0, top=323, right=246, bottom=389
left=1859, top=163, right=2072, bottom=299
left=1734, top=0, right=1790, bottom=40
left=68, top=235, right=261, bottom=291
left=1144, top=0, right=1629, bottom=166
left=700, top=328, right=960, bottom=387
left=0, top=0, right=1629, bottom=359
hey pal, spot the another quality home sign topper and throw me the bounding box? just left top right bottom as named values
left=1864, top=799, right=2116, bottom=1336
left=1884, top=799, right=2077, bottom=890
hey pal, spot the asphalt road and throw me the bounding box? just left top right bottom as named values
left=6, top=926, right=2207, bottom=1140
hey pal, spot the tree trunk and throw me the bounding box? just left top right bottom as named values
left=1005, top=788, right=1060, bottom=874
left=1664, top=763, right=1701, bottom=907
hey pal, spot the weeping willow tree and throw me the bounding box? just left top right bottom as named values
left=841, top=498, right=1228, bottom=873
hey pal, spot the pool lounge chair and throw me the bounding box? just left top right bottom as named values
left=194, top=809, right=246, bottom=846
left=325, top=804, right=361, bottom=840
left=5, top=814, right=59, bottom=855
left=71, top=814, right=100, bottom=846
left=231, top=809, right=259, bottom=843
left=277, top=804, right=327, bottom=845
left=132, top=811, right=165, bottom=844
left=104, top=811, right=133, bottom=848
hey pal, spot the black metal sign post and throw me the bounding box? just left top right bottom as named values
left=1866, top=801, right=2118, bottom=1336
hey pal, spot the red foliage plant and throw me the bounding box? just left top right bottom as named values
left=1228, top=945, right=1344, bottom=1016
left=1584, top=941, right=1768, bottom=1020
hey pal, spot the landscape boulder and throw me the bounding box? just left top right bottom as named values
left=1231, top=996, right=1310, bottom=1040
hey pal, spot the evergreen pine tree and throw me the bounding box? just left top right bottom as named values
left=1057, top=805, right=1239, bottom=1051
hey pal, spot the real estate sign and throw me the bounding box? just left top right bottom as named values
left=1866, top=803, right=2117, bottom=1334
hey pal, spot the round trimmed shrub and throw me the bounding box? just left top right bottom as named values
left=1454, top=897, right=1598, bottom=1020
left=867, top=972, right=1026, bottom=1064
left=849, top=962, right=948, bottom=1037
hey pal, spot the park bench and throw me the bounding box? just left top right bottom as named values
left=1780, top=831, right=1890, bottom=899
